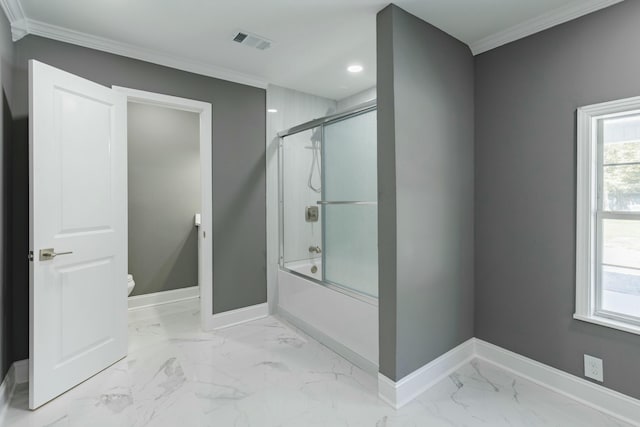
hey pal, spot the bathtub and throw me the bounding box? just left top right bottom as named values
left=277, top=265, right=378, bottom=374
left=284, top=258, right=322, bottom=280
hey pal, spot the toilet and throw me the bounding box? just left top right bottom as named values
left=127, top=274, right=136, bottom=296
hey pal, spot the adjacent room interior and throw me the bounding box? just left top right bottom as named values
left=0, top=1, right=639, bottom=426
left=126, top=100, right=201, bottom=302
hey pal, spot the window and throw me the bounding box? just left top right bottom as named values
left=575, top=96, right=640, bottom=335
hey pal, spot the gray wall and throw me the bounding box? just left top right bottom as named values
left=377, top=5, right=475, bottom=381
left=475, top=0, right=640, bottom=399
left=0, top=10, right=13, bottom=380
left=6, top=35, right=266, bottom=365
left=128, top=103, right=200, bottom=296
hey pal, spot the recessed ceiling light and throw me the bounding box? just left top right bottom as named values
left=347, top=64, right=363, bottom=73
left=267, top=108, right=278, bottom=113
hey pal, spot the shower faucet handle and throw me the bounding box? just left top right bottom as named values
left=309, top=246, right=322, bottom=254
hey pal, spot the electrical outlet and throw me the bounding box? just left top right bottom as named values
left=584, top=354, right=603, bottom=382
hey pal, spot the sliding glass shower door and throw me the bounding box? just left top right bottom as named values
left=279, top=104, right=378, bottom=300
left=322, top=109, right=378, bottom=298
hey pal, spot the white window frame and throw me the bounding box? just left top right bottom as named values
left=575, top=95, right=640, bottom=336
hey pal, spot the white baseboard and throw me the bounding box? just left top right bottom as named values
left=128, top=286, right=199, bottom=310
left=474, top=339, right=640, bottom=427
left=378, top=338, right=476, bottom=409
left=0, top=365, right=15, bottom=423
left=0, top=359, right=28, bottom=423
left=13, top=360, right=28, bottom=385
left=377, top=338, right=640, bottom=425
left=202, top=302, right=268, bottom=330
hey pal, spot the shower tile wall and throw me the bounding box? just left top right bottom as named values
left=280, top=127, right=323, bottom=266
left=266, top=85, right=337, bottom=312
left=336, top=87, right=376, bottom=113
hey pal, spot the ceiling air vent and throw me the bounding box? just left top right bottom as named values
left=232, top=31, right=272, bottom=51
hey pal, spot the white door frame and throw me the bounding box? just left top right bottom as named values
left=112, top=86, right=214, bottom=330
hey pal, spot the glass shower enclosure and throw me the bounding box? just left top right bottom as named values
left=278, top=102, right=378, bottom=301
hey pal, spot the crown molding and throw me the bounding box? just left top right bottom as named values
left=0, top=0, right=626, bottom=82
left=10, top=18, right=26, bottom=41
left=0, top=0, right=24, bottom=26
left=0, top=0, right=27, bottom=41
left=470, top=0, right=625, bottom=55
left=23, top=19, right=268, bottom=88
left=0, top=0, right=267, bottom=88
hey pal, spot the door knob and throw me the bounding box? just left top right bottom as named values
left=39, top=248, right=73, bottom=261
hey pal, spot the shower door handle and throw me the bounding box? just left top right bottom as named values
left=316, top=201, right=377, bottom=205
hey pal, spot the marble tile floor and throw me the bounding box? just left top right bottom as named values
left=2, top=299, right=633, bottom=427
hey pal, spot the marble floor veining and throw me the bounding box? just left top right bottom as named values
left=2, top=300, right=633, bottom=427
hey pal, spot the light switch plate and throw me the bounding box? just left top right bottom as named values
left=584, top=354, right=603, bottom=382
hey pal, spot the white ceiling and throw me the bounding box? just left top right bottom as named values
left=9, top=0, right=624, bottom=100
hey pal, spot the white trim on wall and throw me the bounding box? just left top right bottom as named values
left=13, top=360, right=27, bottom=384
left=0, top=11, right=267, bottom=88
left=377, top=339, right=476, bottom=409
left=379, top=339, right=640, bottom=426
left=470, top=0, right=625, bottom=55
left=203, top=303, right=268, bottom=330
left=0, top=0, right=26, bottom=40
left=0, top=0, right=626, bottom=79
left=113, top=86, right=214, bottom=332
left=128, top=286, right=199, bottom=311
left=0, top=0, right=24, bottom=24
left=0, top=359, right=28, bottom=423
left=575, top=95, right=640, bottom=336
left=0, top=365, right=15, bottom=423
left=475, top=339, right=640, bottom=427
left=575, top=100, right=599, bottom=324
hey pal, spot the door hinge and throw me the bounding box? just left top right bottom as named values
left=28, top=251, right=34, bottom=262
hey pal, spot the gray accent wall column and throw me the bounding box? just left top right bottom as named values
left=475, top=0, right=640, bottom=399
left=377, top=5, right=475, bottom=381
left=376, top=5, right=398, bottom=380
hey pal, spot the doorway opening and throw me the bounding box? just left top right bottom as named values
left=113, top=87, right=213, bottom=330
left=126, top=101, right=200, bottom=303
left=28, top=62, right=215, bottom=409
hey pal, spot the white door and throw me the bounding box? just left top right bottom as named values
left=29, top=60, right=128, bottom=409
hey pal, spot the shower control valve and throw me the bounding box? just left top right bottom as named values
left=305, top=206, right=319, bottom=222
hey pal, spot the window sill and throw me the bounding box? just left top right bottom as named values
left=574, top=313, right=640, bottom=336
